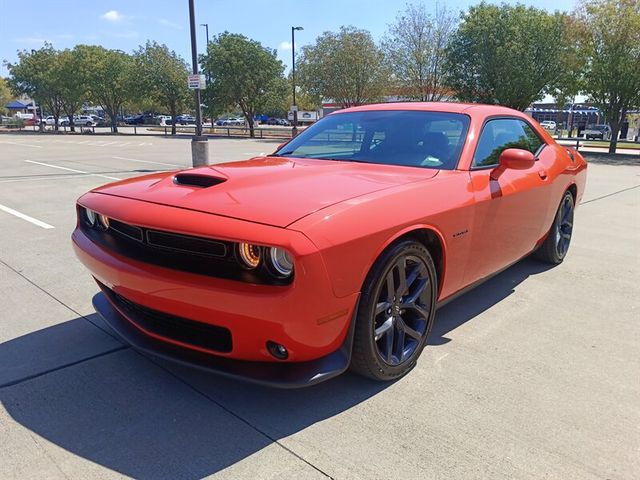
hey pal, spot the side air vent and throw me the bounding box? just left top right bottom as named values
left=174, top=173, right=226, bottom=188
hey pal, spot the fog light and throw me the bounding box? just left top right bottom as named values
left=238, top=243, right=262, bottom=269
left=267, top=341, right=289, bottom=360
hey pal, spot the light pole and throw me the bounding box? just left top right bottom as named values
left=200, top=23, right=209, bottom=47
left=189, top=0, right=208, bottom=166
left=291, top=26, right=303, bottom=136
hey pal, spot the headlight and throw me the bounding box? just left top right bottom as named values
left=267, top=247, right=294, bottom=278
left=97, top=214, right=110, bottom=230
left=83, top=207, right=97, bottom=226
left=238, top=243, right=262, bottom=269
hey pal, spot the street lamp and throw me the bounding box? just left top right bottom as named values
left=291, top=26, right=303, bottom=136
left=200, top=23, right=209, bottom=47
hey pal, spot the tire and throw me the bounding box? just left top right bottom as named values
left=350, top=240, right=437, bottom=381
left=535, top=190, right=575, bottom=264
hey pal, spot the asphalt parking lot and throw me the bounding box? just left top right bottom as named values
left=0, top=133, right=638, bottom=479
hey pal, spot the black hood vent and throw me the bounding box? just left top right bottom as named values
left=174, top=173, right=226, bottom=188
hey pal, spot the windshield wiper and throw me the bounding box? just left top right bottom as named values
left=271, top=150, right=295, bottom=157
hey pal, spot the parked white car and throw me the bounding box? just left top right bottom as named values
left=61, top=115, right=96, bottom=127
left=539, top=120, right=556, bottom=130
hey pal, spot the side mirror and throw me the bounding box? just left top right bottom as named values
left=490, top=148, right=535, bottom=180
left=498, top=148, right=535, bottom=170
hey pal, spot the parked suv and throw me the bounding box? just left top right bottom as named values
left=583, top=124, right=611, bottom=140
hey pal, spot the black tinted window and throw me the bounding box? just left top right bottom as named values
left=473, top=119, right=544, bottom=167
left=275, top=111, right=470, bottom=170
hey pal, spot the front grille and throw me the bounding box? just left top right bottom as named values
left=77, top=207, right=292, bottom=285
left=101, top=282, right=232, bottom=353
left=146, top=230, right=227, bottom=257
left=109, top=219, right=144, bottom=242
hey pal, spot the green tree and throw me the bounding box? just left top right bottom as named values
left=134, top=41, right=191, bottom=134
left=6, top=44, right=64, bottom=131
left=77, top=45, right=136, bottom=132
left=444, top=3, right=576, bottom=111
left=297, top=26, right=389, bottom=108
left=202, top=32, right=287, bottom=137
left=577, top=0, right=640, bottom=153
left=382, top=3, right=457, bottom=101
left=57, top=48, right=89, bottom=132
left=0, top=77, right=12, bottom=116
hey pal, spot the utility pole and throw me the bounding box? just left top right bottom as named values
left=291, top=26, right=303, bottom=137
left=189, top=0, right=208, bottom=166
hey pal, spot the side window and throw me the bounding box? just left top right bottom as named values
left=473, top=118, right=544, bottom=167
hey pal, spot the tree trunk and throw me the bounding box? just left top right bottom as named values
left=609, top=121, right=620, bottom=154
left=248, top=117, right=255, bottom=138
left=171, top=109, right=177, bottom=135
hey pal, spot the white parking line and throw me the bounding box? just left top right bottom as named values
left=0, top=174, right=90, bottom=184
left=0, top=203, right=54, bottom=229
left=0, top=140, right=43, bottom=148
left=24, top=160, right=122, bottom=181
left=112, top=156, right=182, bottom=168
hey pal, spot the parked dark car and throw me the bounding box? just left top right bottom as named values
left=266, top=117, right=289, bottom=126
left=176, top=114, right=197, bottom=125
left=126, top=113, right=158, bottom=125
left=583, top=124, right=611, bottom=140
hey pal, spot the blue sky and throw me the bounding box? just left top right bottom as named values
left=1, top=0, right=578, bottom=77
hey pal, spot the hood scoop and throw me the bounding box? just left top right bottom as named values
left=173, top=173, right=227, bottom=188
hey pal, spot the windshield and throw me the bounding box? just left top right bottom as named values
left=274, top=110, right=470, bottom=170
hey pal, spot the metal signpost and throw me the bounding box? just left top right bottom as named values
left=188, top=0, right=209, bottom=167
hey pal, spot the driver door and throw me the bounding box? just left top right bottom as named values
left=464, top=118, right=553, bottom=285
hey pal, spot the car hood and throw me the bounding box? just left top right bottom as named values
left=92, top=157, right=438, bottom=227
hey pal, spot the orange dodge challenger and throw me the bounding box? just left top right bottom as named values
left=73, top=103, right=587, bottom=387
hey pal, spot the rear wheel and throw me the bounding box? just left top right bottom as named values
left=350, top=240, right=437, bottom=381
left=535, top=191, right=575, bottom=264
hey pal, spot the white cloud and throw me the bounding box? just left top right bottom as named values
left=13, top=37, right=47, bottom=45
left=279, top=41, right=292, bottom=51
left=158, top=18, right=182, bottom=30
left=101, top=10, right=124, bottom=22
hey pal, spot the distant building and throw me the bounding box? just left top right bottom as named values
left=526, top=103, right=601, bottom=131
left=5, top=99, right=37, bottom=116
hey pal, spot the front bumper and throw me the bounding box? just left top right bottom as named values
left=73, top=193, right=360, bottom=365
left=93, top=291, right=355, bottom=388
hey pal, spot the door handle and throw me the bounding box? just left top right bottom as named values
left=538, top=169, right=548, bottom=180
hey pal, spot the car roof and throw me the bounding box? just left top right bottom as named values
left=333, top=102, right=524, bottom=117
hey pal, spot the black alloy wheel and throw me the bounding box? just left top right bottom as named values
left=350, top=240, right=437, bottom=381
left=536, top=190, right=575, bottom=264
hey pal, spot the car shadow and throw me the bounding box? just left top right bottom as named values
left=1, top=257, right=553, bottom=479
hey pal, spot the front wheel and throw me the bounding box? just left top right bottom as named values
left=535, top=190, right=575, bottom=264
left=350, top=240, right=437, bottom=381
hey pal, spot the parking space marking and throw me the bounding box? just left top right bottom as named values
left=0, top=140, right=43, bottom=148
left=112, top=156, right=182, bottom=168
left=0, top=174, right=90, bottom=184
left=0, top=203, right=54, bottom=229
left=24, top=160, right=122, bottom=181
